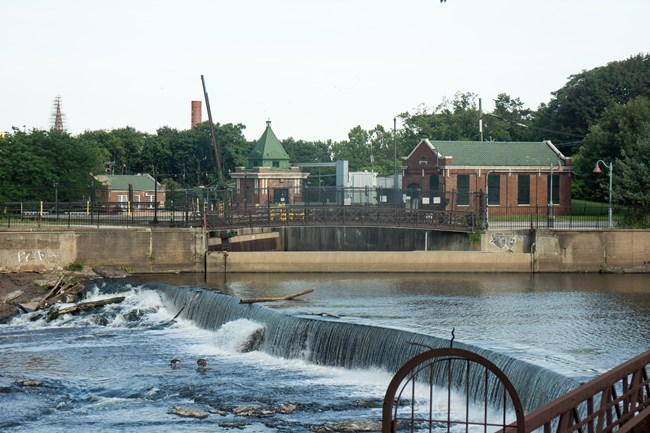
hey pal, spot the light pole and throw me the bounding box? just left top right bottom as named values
left=548, top=163, right=554, bottom=228
left=393, top=117, right=398, bottom=206
left=593, top=160, right=613, bottom=228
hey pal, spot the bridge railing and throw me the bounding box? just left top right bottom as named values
left=205, top=205, right=481, bottom=232
left=508, top=349, right=650, bottom=433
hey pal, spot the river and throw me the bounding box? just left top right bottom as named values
left=0, top=272, right=648, bottom=432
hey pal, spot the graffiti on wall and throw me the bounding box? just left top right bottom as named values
left=17, top=250, right=59, bottom=264
left=489, top=233, right=524, bottom=252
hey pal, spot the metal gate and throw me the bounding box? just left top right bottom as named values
left=382, top=347, right=525, bottom=433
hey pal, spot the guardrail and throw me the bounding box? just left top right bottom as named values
left=505, top=349, right=650, bottom=433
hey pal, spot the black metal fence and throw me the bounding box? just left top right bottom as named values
left=1, top=186, right=645, bottom=230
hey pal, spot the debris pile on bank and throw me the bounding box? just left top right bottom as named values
left=0, top=267, right=128, bottom=323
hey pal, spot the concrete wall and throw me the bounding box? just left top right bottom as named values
left=207, top=251, right=532, bottom=273
left=534, top=229, right=650, bottom=273
left=0, top=228, right=204, bottom=273
left=1, top=227, right=649, bottom=274
left=279, top=227, right=478, bottom=251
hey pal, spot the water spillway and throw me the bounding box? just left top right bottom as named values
left=145, top=281, right=580, bottom=413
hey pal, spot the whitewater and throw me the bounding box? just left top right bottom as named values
left=0, top=273, right=648, bottom=432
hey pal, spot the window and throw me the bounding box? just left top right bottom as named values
left=547, top=174, right=559, bottom=205
left=518, top=175, right=530, bottom=205
left=487, top=174, right=500, bottom=206
left=419, top=156, right=427, bottom=165
left=272, top=161, right=280, bottom=168
left=429, top=175, right=440, bottom=195
left=117, top=194, right=128, bottom=209
left=273, top=188, right=289, bottom=204
left=457, top=175, right=469, bottom=205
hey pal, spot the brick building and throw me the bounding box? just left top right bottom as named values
left=401, top=139, right=572, bottom=215
left=230, top=121, right=308, bottom=207
left=94, top=174, right=165, bottom=209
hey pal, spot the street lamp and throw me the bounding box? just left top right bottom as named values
left=548, top=163, right=554, bottom=228
left=593, top=160, right=613, bottom=228
left=393, top=117, right=398, bottom=206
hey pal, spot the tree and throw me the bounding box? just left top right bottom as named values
left=484, top=93, right=539, bottom=142
left=615, top=124, right=650, bottom=216
left=0, top=128, right=100, bottom=201
left=331, top=126, right=371, bottom=172
left=572, top=96, right=650, bottom=201
left=282, top=137, right=332, bottom=165
left=401, top=92, right=482, bottom=143
left=536, top=54, right=650, bottom=146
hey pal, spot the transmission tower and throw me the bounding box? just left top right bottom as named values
left=51, top=96, right=65, bottom=131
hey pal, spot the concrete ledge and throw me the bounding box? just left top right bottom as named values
left=208, top=251, right=532, bottom=273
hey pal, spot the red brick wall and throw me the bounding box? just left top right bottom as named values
left=401, top=141, right=572, bottom=215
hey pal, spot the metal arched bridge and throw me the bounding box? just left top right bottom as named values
left=205, top=205, right=482, bottom=232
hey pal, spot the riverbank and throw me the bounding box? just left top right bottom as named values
left=0, top=267, right=127, bottom=323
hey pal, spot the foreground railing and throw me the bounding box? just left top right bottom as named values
left=383, top=349, right=650, bottom=433
left=506, top=349, right=650, bottom=433
left=382, top=348, right=525, bottom=433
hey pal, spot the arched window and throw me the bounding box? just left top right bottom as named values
left=407, top=183, right=421, bottom=198
left=419, top=156, right=427, bottom=165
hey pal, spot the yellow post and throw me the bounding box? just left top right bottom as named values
left=127, top=201, right=131, bottom=217
left=40, top=201, right=43, bottom=217
left=86, top=200, right=90, bottom=214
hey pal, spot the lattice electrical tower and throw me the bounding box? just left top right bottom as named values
left=51, top=96, right=65, bottom=131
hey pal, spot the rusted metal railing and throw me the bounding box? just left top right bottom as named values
left=382, top=348, right=525, bottom=433
left=206, top=205, right=478, bottom=232
left=507, top=349, right=650, bottom=433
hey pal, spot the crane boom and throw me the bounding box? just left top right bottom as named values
left=200, top=75, right=224, bottom=186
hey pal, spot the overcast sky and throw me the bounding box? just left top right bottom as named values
left=1, top=0, right=648, bottom=142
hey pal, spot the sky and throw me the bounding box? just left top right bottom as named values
left=1, top=0, right=649, bottom=143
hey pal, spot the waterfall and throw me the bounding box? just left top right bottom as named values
left=143, top=281, right=579, bottom=413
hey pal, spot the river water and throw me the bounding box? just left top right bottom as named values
left=0, top=272, right=648, bottom=432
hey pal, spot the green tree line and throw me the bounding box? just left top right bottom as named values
left=1, top=53, right=649, bottom=214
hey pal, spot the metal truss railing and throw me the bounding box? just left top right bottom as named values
left=515, top=349, right=650, bottom=433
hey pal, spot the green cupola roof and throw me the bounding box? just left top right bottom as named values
left=247, top=120, right=291, bottom=169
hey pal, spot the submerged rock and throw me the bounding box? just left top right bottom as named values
left=309, top=420, right=382, bottom=432
left=172, top=406, right=209, bottom=419
left=232, top=405, right=274, bottom=417
left=16, top=379, right=43, bottom=387
left=92, top=267, right=128, bottom=278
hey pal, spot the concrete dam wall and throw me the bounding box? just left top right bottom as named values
left=1, top=227, right=649, bottom=274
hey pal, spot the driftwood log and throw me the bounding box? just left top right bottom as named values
left=37, top=273, right=84, bottom=310
left=240, top=289, right=314, bottom=304
left=46, top=296, right=125, bottom=321
left=37, top=274, right=67, bottom=309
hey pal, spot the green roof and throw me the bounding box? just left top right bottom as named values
left=95, top=174, right=162, bottom=191
left=247, top=121, right=290, bottom=169
left=426, top=140, right=567, bottom=166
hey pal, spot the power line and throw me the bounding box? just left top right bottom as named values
left=485, top=113, right=585, bottom=139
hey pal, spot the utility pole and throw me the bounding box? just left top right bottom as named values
left=479, top=97, right=483, bottom=142
left=393, top=117, right=399, bottom=206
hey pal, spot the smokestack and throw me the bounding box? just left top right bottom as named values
left=191, top=100, right=202, bottom=129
